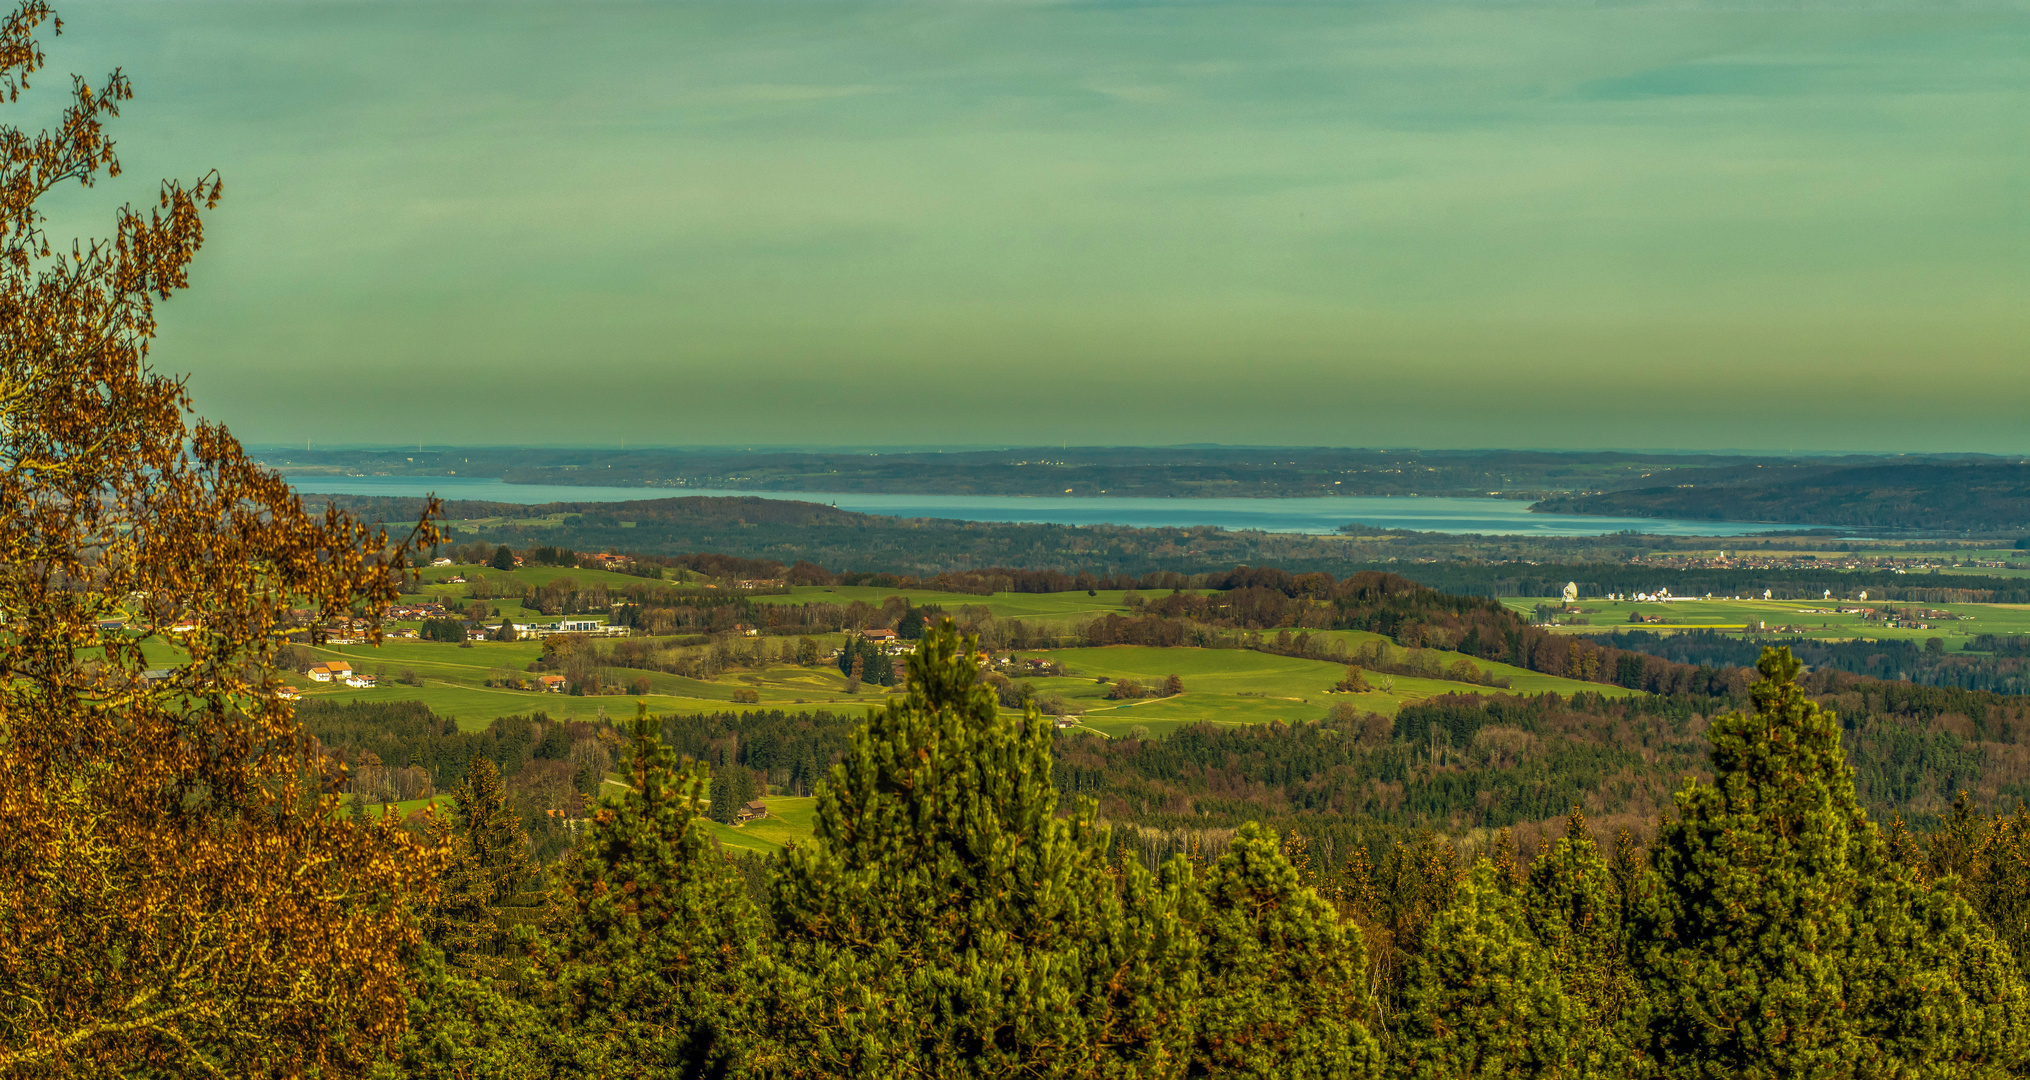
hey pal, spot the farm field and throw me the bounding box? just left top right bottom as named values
left=285, top=623, right=1618, bottom=739
left=1007, top=644, right=1631, bottom=741
left=697, top=795, right=819, bottom=854
left=749, top=585, right=1211, bottom=621
left=291, top=639, right=882, bottom=730
left=1500, top=596, right=2030, bottom=648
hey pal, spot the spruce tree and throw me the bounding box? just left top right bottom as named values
left=1631, top=647, right=2029, bottom=1078
left=1397, top=861, right=1606, bottom=1078
left=1191, top=823, right=1383, bottom=1079
left=429, top=756, right=547, bottom=984
left=760, top=622, right=1198, bottom=1078
left=1524, top=808, right=1646, bottom=1070
left=550, top=704, right=763, bottom=1078
left=373, top=943, right=558, bottom=1080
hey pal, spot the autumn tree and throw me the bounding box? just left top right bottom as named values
left=0, top=3, right=443, bottom=1073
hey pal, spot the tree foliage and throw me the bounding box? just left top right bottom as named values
left=1191, top=823, right=1382, bottom=1079
left=762, top=621, right=1198, bottom=1077
left=1632, top=647, right=2029, bottom=1078
left=1397, top=862, right=1606, bottom=1078
left=427, top=757, right=545, bottom=985
left=0, top=4, right=442, bottom=1073
left=550, top=705, right=762, bottom=1077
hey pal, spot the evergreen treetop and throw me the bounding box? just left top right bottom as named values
left=550, top=704, right=762, bottom=1078
left=762, top=620, right=1198, bottom=1078
left=1633, top=646, right=2030, bottom=1078
left=429, top=755, right=545, bottom=984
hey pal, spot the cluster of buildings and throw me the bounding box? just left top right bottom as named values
left=305, top=660, right=376, bottom=688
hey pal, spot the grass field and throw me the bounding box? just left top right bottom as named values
left=1501, top=597, right=2030, bottom=649
left=295, top=637, right=893, bottom=730
left=749, top=586, right=1213, bottom=622
left=1006, top=644, right=1630, bottom=740
left=697, top=795, right=820, bottom=854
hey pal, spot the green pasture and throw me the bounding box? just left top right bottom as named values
left=696, top=795, right=819, bottom=854
left=1500, top=597, right=2030, bottom=649
left=405, top=560, right=657, bottom=598
left=1288, top=629, right=1617, bottom=695
left=293, top=640, right=896, bottom=730
left=1007, top=644, right=1632, bottom=741
left=752, top=586, right=1214, bottom=622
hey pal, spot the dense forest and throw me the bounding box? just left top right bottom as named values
left=356, top=636, right=2030, bottom=1079
left=1534, top=460, right=2030, bottom=532
left=1597, top=629, right=2030, bottom=695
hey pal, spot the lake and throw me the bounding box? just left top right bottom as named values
left=287, top=475, right=1808, bottom=537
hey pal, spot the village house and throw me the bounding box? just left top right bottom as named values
left=863, top=628, right=898, bottom=642
left=277, top=686, right=302, bottom=701
left=430, top=557, right=454, bottom=567
left=736, top=800, right=769, bottom=824
left=344, top=674, right=376, bottom=689
left=539, top=674, right=568, bottom=693
left=307, top=665, right=333, bottom=682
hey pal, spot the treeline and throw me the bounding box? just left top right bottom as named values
left=1533, top=459, right=2030, bottom=532
left=382, top=634, right=2030, bottom=1079
left=1060, top=673, right=2022, bottom=851
left=1382, top=561, right=2030, bottom=603
left=297, top=700, right=613, bottom=861
left=1596, top=628, right=2030, bottom=695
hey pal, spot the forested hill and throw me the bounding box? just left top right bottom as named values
left=311, top=493, right=2030, bottom=600
left=1532, top=460, right=2030, bottom=532
left=308, top=492, right=1382, bottom=577
left=274, top=445, right=1770, bottom=499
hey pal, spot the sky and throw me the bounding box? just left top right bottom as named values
left=29, top=0, right=2030, bottom=451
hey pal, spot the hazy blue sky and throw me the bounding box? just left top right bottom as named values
left=34, top=1, right=2030, bottom=450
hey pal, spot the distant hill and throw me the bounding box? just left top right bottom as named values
left=268, top=446, right=1775, bottom=500
left=300, top=492, right=1385, bottom=578
left=1532, top=461, right=2030, bottom=533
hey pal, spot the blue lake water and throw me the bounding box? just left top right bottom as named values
left=288, top=474, right=1808, bottom=537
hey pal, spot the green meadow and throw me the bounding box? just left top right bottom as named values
left=1003, top=644, right=1627, bottom=741
left=750, top=586, right=1210, bottom=621
left=293, top=637, right=882, bottom=731
left=697, top=796, right=820, bottom=855
left=1503, top=597, right=2030, bottom=649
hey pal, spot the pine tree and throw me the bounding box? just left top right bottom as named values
left=1397, top=861, right=1606, bottom=1078
left=708, top=762, right=749, bottom=825
left=1631, top=647, right=2029, bottom=1078
left=1191, top=823, right=1383, bottom=1079
left=550, top=704, right=763, bottom=1078
left=491, top=544, right=517, bottom=572
left=429, top=756, right=546, bottom=984
left=372, top=943, right=558, bottom=1080
left=1524, top=808, right=1646, bottom=1070
left=760, top=621, right=1198, bottom=1078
